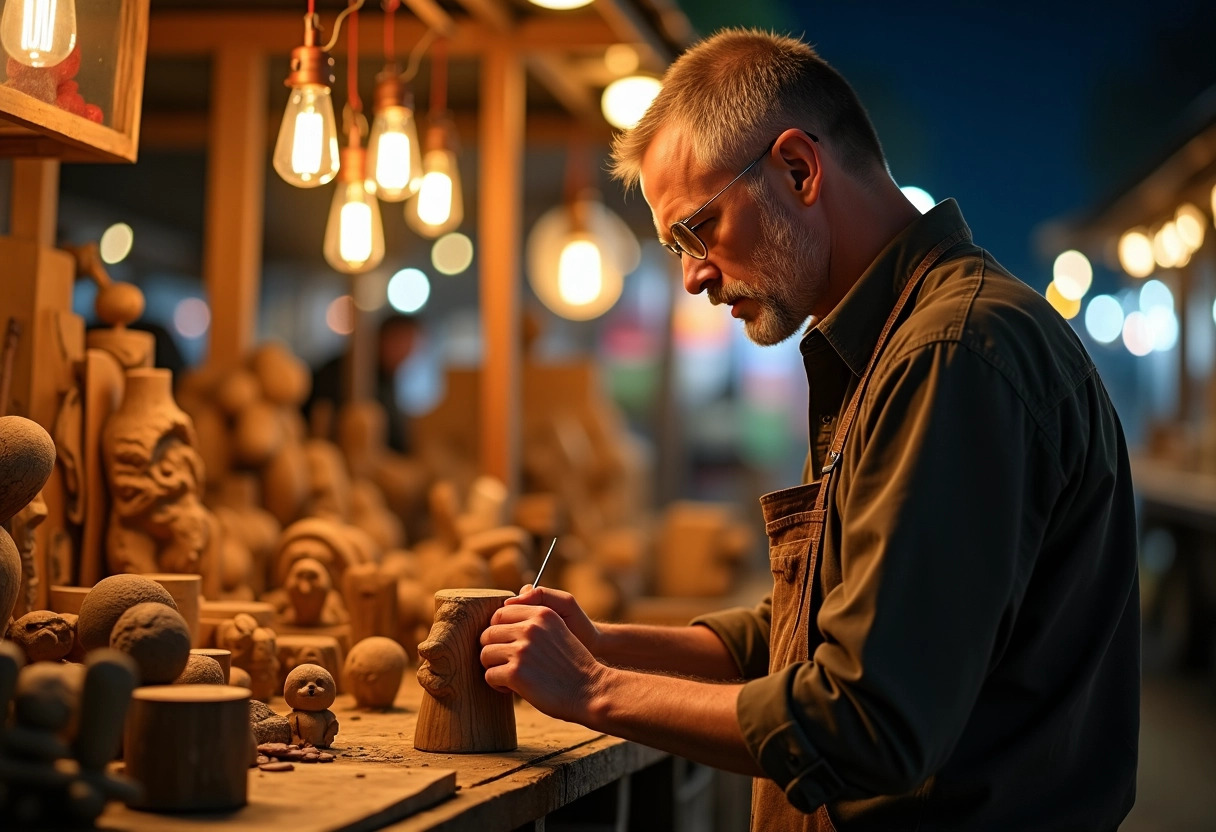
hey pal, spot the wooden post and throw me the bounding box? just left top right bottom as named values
left=414, top=588, right=516, bottom=753
left=9, top=160, right=59, bottom=246
left=203, top=45, right=268, bottom=371
left=477, top=43, right=525, bottom=496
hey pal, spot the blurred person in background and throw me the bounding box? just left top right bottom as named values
left=480, top=28, right=1139, bottom=832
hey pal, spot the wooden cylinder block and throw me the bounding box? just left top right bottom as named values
left=49, top=584, right=91, bottom=614
left=190, top=648, right=232, bottom=680
left=124, top=684, right=252, bottom=811
left=414, top=588, right=516, bottom=754
left=148, top=573, right=203, bottom=647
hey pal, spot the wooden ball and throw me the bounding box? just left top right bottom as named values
left=0, top=415, right=55, bottom=524
left=344, top=637, right=407, bottom=709
left=78, top=575, right=178, bottom=651
left=94, top=280, right=145, bottom=327
left=110, top=602, right=192, bottom=685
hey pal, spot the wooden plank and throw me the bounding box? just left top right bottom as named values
left=202, top=45, right=268, bottom=370
left=477, top=42, right=525, bottom=496
left=400, top=0, right=456, bottom=38
left=9, top=159, right=59, bottom=247
left=592, top=0, right=675, bottom=69
left=0, top=86, right=138, bottom=163
left=113, top=0, right=151, bottom=160
left=99, top=764, right=457, bottom=832
left=525, top=54, right=600, bottom=124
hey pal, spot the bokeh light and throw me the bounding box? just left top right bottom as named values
left=604, top=44, right=639, bottom=75
left=528, top=0, right=593, bottom=8
left=1117, top=229, right=1154, bottom=278
left=1174, top=203, right=1206, bottom=252
left=431, top=232, right=474, bottom=275
left=388, top=268, right=431, bottom=313
left=172, top=297, right=210, bottom=339
left=1146, top=306, right=1179, bottom=352
left=1085, top=295, right=1124, bottom=344
left=900, top=186, right=935, bottom=214
left=1122, top=311, right=1153, bottom=357
left=601, top=76, right=661, bottom=130
left=1052, top=250, right=1092, bottom=301
left=99, top=222, right=135, bottom=264
left=1045, top=282, right=1080, bottom=319
left=325, top=295, right=355, bottom=335
left=1138, top=279, right=1173, bottom=314
left=1152, top=222, right=1185, bottom=268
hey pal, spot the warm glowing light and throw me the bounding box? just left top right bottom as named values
left=172, top=297, right=210, bottom=339
left=368, top=106, right=422, bottom=201
left=557, top=238, right=604, bottom=306
left=1, top=0, right=76, bottom=68
left=1139, top=279, right=1174, bottom=314
left=326, top=295, right=355, bottom=335
left=323, top=179, right=385, bottom=274
left=406, top=145, right=463, bottom=238
left=900, top=186, right=936, bottom=214
left=1211, top=184, right=1216, bottom=227
left=99, top=223, right=134, bottom=265
left=431, top=232, right=474, bottom=275
left=1152, top=222, right=1185, bottom=269
left=387, top=268, right=431, bottom=314
left=1146, top=306, right=1178, bottom=352
left=1117, top=229, right=1155, bottom=278
left=1052, top=250, right=1092, bottom=301
left=601, top=76, right=661, bottom=130
left=1084, top=295, right=1124, bottom=344
left=604, top=44, right=639, bottom=76
left=1122, top=311, right=1153, bottom=357
left=1174, top=203, right=1206, bottom=252
left=273, top=85, right=340, bottom=188
left=527, top=0, right=593, bottom=9
left=1045, top=282, right=1081, bottom=319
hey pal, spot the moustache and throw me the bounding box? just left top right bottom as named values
left=708, top=284, right=760, bottom=306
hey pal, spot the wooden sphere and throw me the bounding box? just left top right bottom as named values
left=78, top=574, right=178, bottom=651
left=110, top=602, right=192, bottom=685
left=94, top=281, right=145, bottom=327
left=283, top=663, right=336, bottom=711
left=0, top=415, right=56, bottom=524
left=0, top=529, right=20, bottom=627
left=344, top=637, right=407, bottom=709
left=174, top=654, right=226, bottom=685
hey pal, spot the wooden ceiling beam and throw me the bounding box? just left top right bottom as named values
left=526, top=54, right=600, bottom=124
left=399, top=0, right=457, bottom=39
left=592, top=0, right=675, bottom=69
left=148, top=12, right=624, bottom=57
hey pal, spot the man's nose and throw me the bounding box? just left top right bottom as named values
left=682, top=255, right=716, bottom=296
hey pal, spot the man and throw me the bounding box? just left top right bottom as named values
left=481, top=29, right=1139, bottom=831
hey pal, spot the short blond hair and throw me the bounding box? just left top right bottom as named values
left=610, top=29, right=887, bottom=189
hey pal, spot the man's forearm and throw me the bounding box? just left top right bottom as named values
left=583, top=666, right=762, bottom=777
left=594, top=622, right=741, bottom=679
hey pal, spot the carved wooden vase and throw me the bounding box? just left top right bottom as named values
left=413, top=588, right=517, bottom=753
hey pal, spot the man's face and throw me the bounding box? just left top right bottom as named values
left=641, top=127, right=827, bottom=346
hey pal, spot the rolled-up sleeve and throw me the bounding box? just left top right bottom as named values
left=733, top=340, right=1060, bottom=804
left=691, top=594, right=772, bottom=680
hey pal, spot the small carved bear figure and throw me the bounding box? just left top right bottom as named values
left=283, top=663, right=339, bottom=748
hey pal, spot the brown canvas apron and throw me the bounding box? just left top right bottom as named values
left=749, top=229, right=968, bottom=832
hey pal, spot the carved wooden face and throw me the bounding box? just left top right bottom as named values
left=10, top=610, right=74, bottom=661
left=416, top=601, right=466, bottom=699
left=284, top=663, right=336, bottom=711
left=286, top=558, right=331, bottom=626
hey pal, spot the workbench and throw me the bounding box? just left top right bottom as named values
left=98, top=673, right=672, bottom=832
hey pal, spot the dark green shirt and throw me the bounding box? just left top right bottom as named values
left=695, top=200, right=1139, bottom=830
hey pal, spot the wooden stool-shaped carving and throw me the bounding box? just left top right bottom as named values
left=123, top=684, right=252, bottom=811
left=414, top=589, right=516, bottom=753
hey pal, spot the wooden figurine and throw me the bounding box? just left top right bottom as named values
left=124, top=684, right=252, bottom=811
left=101, top=368, right=212, bottom=583
left=6, top=492, right=48, bottom=620
left=76, top=574, right=179, bottom=651
left=109, top=602, right=192, bottom=685
left=342, top=561, right=398, bottom=645
left=344, top=636, right=407, bottom=710
left=414, top=589, right=517, bottom=753
left=215, top=612, right=279, bottom=702
left=0, top=415, right=56, bottom=626
left=7, top=610, right=75, bottom=663
left=283, top=557, right=349, bottom=627
left=284, top=664, right=339, bottom=748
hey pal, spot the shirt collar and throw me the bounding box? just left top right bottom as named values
left=802, top=199, right=972, bottom=377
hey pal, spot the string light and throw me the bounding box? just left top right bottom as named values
left=1, top=0, right=76, bottom=68
left=406, top=39, right=463, bottom=237
left=367, top=0, right=423, bottom=202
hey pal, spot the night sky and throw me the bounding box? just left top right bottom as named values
left=677, top=0, right=1216, bottom=289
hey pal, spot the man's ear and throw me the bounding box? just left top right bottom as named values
left=774, top=129, right=822, bottom=207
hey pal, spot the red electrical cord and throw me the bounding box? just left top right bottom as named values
left=384, top=0, right=399, bottom=62
left=430, top=38, right=447, bottom=115
left=347, top=0, right=362, bottom=115
left=308, top=0, right=315, bottom=16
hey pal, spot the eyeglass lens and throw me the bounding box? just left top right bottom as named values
left=671, top=222, right=708, bottom=259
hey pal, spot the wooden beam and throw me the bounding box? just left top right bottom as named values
left=593, top=0, right=675, bottom=69
left=478, top=41, right=525, bottom=495
left=138, top=110, right=612, bottom=150
left=202, top=45, right=268, bottom=370
left=400, top=0, right=456, bottom=38
left=147, top=12, right=621, bottom=57
left=526, top=54, right=600, bottom=124
left=450, top=0, right=513, bottom=33
left=8, top=160, right=60, bottom=247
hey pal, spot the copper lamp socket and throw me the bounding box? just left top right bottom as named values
left=285, top=44, right=334, bottom=89
left=425, top=124, right=449, bottom=152
left=374, top=69, right=405, bottom=112
left=340, top=144, right=367, bottom=184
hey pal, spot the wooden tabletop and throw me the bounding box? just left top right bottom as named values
left=99, top=673, right=666, bottom=832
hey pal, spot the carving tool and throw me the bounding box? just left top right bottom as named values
left=532, top=538, right=557, bottom=588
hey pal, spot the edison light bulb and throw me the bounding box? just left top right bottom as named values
left=274, top=85, right=340, bottom=188
left=368, top=105, right=422, bottom=201
left=1, top=0, right=76, bottom=68
left=323, top=148, right=384, bottom=274
left=406, top=143, right=463, bottom=238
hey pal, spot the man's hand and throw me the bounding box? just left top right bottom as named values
left=504, top=585, right=603, bottom=656
left=480, top=601, right=607, bottom=724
